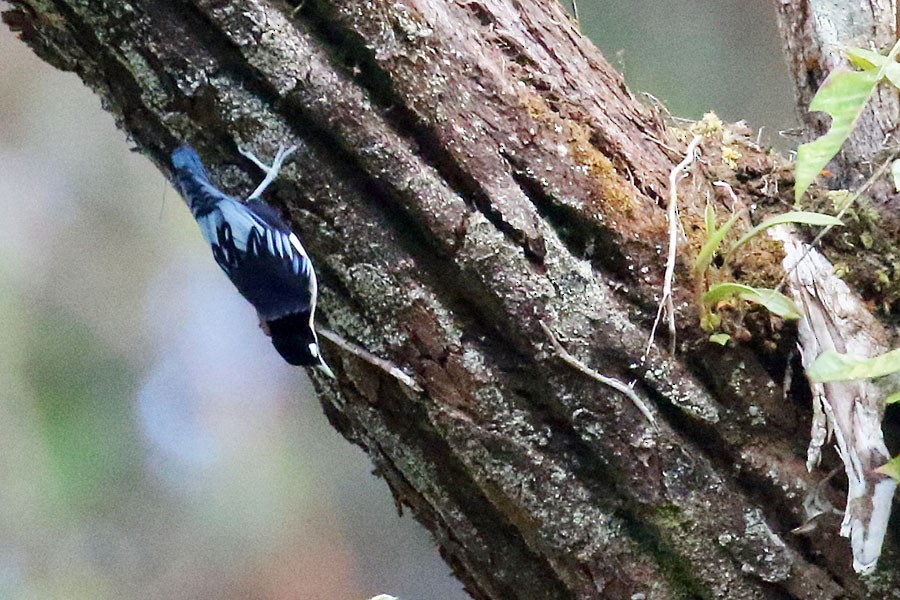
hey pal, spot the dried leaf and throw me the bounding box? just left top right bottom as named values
left=772, top=225, right=895, bottom=574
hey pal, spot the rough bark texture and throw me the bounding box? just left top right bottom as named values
left=4, top=0, right=900, bottom=598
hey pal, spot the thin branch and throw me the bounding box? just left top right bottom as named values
left=318, top=328, right=424, bottom=393
left=541, top=321, right=658, bottom=429
left=808, top=151, right=897, bottom=247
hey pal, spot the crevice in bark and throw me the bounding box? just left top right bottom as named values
left=614, top=510, right=711, bottom=600
left=635, top=354, right=855, bottom=593
left=376, top=398, right=576, bottom=599
left=288, top=0, right=548, bottom=266
left=528, top=390, right=716, bottom=597
left=503, top=151, right=634, bottom=285
left=587, top=130, right=669, bottom=209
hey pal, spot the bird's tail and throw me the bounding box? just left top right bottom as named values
left=171, top=145, right=223, bottom=213
left=171, top=145, right=210, bottom=182
left=267, top=312, right=335, bottom=378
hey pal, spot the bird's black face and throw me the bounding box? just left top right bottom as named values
left=268, top=315, right=321, bottom=367
left=271, top=334, right=333, bottom=377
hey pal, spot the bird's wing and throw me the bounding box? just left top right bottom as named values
left=204, top=198, right=317, bottom=321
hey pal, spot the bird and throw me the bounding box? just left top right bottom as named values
left=171, top=143, right=334, bottom=378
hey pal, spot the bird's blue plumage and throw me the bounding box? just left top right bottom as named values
left=172, top=145, right=230, bottom=219
left=172, top=145, right=208, bottom=179
left=171, top=144, right=332, bottom=376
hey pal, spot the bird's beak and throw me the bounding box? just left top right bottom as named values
left=317, top=359, right=336, bottom=379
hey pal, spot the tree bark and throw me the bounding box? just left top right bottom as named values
left=4, top=1, right=900, bottom=598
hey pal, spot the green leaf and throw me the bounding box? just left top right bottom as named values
left=702, top=283, right=802, bottom=320
left=724, top=211, right=843, bottom=261
left=876, top=455, right=900, bottom=482
left=887, top=391, right=900, bottom=405
left=806, top=348, right=900, bottom=382
left=704, top=201, right=716, bottom=236
left=794, top=41, right=900, bottom=202
left=846, top=47, right=900, bottom=89
left=692, top=210, right=742, bottom=275
left=709, top=333, right=731, bottom=346
left=794, top=69, right=880, bottom=202
left=846, top=47, right=881, bottom=70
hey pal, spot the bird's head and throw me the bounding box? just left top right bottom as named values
left=268, top=315, right=335, bottom=378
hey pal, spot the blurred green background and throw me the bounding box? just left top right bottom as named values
left=0, top=2, right=796, bottom=599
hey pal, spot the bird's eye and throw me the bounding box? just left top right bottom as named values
left=308, top=343, right=319, bottom=358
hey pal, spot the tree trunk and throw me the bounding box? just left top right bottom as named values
left=5, top=1, right=900, bottom=598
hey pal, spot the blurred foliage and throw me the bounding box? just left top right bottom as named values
left=26, top=312, right=140, bottom=514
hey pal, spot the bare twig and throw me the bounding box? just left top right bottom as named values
left=791, top=466, right=843, bottom=535
left=318, top=328, right=424, bottom=393
left=712, top=180, right=739, bottom=207
left=644, top=135, right=703, bottom=361
left=540, top=321, right=658, bottom=429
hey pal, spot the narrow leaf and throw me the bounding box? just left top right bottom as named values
left=692, top=210, right=742, bottom=275
left=702, top=283, right=801, bottom=320
left=725, top=211, right=843, bottom=261
left=887, top=391, right=900, bottom=405
left=806, top=348, right=900, bottom=382
left=704, top=202, right=716, bottom=236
